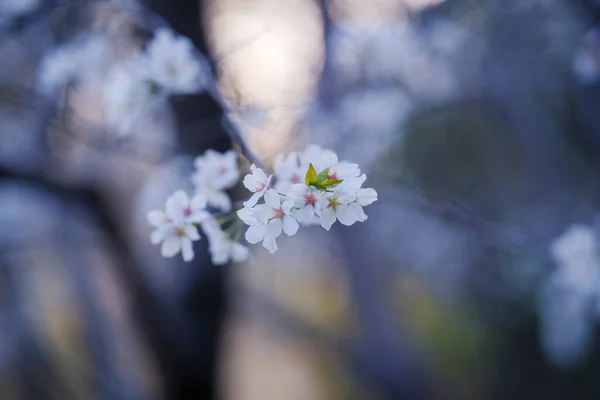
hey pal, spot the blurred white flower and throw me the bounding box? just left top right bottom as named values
left=539, top=224, right=600, bottom=367
left=273, top=152, right=304, bottom=193
left=299, top=144, right=338, bottom=172
left=145, top=28, right=207, bottom=94
left=104, top=60, right=161, bottom=136
left=148, top=190, right=209, bottom=262
left=201, top=217, right=249, bottom=265
left=242, top=164, right=272, bottom=207
left=38, top=34, right=110, bottom=95
left=193, top=150, right=239, bottom=211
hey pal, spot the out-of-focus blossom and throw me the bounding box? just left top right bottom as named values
left=201, top=217, right=249, bottom=265
left=539, top=224, right=600, bottom=367
left=573, top=29, right=600, bottom=84
left=38, top=34, right=110, bottom=95
left=193, top=150, right=239, bottom=211
left=148, top=191, right=210, bottom=262
left=144, top=28, right=207, bottom=94
left=104, top=60, right=162, bottom=136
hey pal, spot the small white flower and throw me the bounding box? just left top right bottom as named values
left=238, top=189, right=298, bottom=253
left=289, top=184, right=321, bottom=225
left=273, top=152, right=304, bottom=193
left=145, top=28, right=206, bottom=94
left=193, top=149, right=239, bottom=211
left=147, top=191, right=210, bottom=262
left=242, top=164, right=273, bottom=207
left=327, top=162, right=360, bottom=181
left=318, top=188, right=360, bottom=230
left=201, top=217, right=249, bottom=265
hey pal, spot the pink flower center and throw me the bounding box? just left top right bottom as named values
left=218, top=167, right=228, bottom=175
left=290, top=174, right=300, bottom=183
left=256, top=183, right=266, bottom=192
left=167, top=218, right=174, bottom=223
left=274, top=208, right=285, bottom=219
left=184, top=207, right=192, bottom=217
left=304, top=193, right=316, bottom=205
left=328, top=172, right=339, bottom=180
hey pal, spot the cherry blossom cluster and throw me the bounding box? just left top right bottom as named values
left=238, top=145, right=378, bottom=254
left=105, top=28, right=208, bottom=136
left=148, top=145, right=378, bottom=264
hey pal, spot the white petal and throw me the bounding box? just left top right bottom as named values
left=282, top=216, right=299, bottom=236
left=161, top=237, right=181, bottom=257
left=237, top=207, right=256, bottom=225
left=191, top=193, right=208, bottom=210
left=246, top=225, right=267, bottom=244
left=184, top=225, right=201, bottom=241
left=267, top=219, right=283, bottom=239
left=350, top=202, right=368, bottom=222
left=356, top=188, right=378, bottom=206
left=180, top=238, right=194, bottom=262
left=243, top=191, right=263, bottom=208
left=281, top=199, right=294, bottom=214
left=231, top=243, right=250, bottom=262
left=320, top=207, right=336, bottom=231
left=264, top=189, right=281, bottom=208
left=150, top=228, right=165, bottom=245
left=336, top=205, right=359, bottom=226
left=262, top=237, right=278, bottom=253
left=254, top=166, right=267, bottom=182
left=294, top=205, right=315, bottom=224
left=189, top=210, right=210, bottom=224
left=147, top=210, right=165, bottom=227
left=243, top=174, right=260, bottom=192
left=209, top=190, right=232, bottom=212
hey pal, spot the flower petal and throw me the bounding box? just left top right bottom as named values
left=184, top=225, right=201, bottom=241
left=281, top=199, right=294, bottom=214
left=191, top=193, right=208, bottom=210
left=356, top=188, right=378, bottom=206
left=180, top=238, right=194, bottom=262
left=264, top=189, right=280, bottom=208
left=282, top=216, right=299, bottom=236
left=231, top=243, right=250, bottom=262
left=147, top=210, right=165, bottom=227
left=243, top=174, right=259, bottom=192
left=320, top=207, right=336, bottom=231
left=262, top=237, right=278, bottom=253
left=246, top=225, right=267, bottom=244
left=336, top=205, right=359, bottom=226
left=267, top=219, right=282, bottom=239
left=161, top=236, right=181, bottom=257
left=243, top=191, right=263, bottom=208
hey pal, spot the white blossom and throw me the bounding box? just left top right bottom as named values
left=242, top=164, right=272, bottom=207
left=193, top=150, right=239, bottom=211
left=201, top=217, right=249, bottom=265
left=147, top=191, right=209, bottom=262
left=145, top=28, right=207, bottom=94
left=289, top=184, right=321, bottom=225
left=299, top=144, right=338, bottom=172
left=238, top=189, right=298, bottom=253
left=273, top=152, right=304, bottom=193
left=318, top=188, right=361, bottom=231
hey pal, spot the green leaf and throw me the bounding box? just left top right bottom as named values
left=316, top=167, right=331, bottom=183
left=305, top=163, right=317, bottom=186
left=321, top=179, right=343, bottom=187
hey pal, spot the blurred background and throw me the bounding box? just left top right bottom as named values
left=2, top=0, right=600, bottom=399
